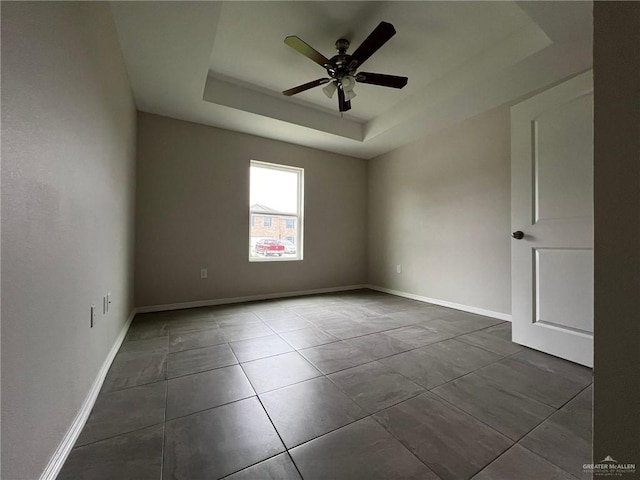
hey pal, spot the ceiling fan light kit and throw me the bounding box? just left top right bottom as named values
left=282, top=21, right=408, bottom=113
left=322, top=81, right=337, bottom=99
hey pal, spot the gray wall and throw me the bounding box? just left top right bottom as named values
left=135, top=113, right=368, bottom=307
left=367, top=108, right=511, bottom=315
left=593, top=1, right=640, bottom=467
left=1, top=3, right=137, bottom=479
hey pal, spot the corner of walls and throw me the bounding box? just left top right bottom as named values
left=366, top=107, right=512, bottom=318
left=364, top=158, right=371, bottom=284
left=366, top=285, right=512, bottom=322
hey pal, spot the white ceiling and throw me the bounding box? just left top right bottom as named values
left=110, top=1, right=593, bottom=159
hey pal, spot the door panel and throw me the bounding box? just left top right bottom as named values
left=511, top=71, right=593, bottom=367
left=535, top=248, right=594, bottom=333
left=534, top=95, right=594, bottom=222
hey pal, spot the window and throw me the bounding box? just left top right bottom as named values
left=249, top=160, right=303, bottom=261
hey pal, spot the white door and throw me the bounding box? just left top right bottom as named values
left=511, top=71, right=593, bottom=367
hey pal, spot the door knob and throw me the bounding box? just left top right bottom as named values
left=512, top=231, right=524, bottom=240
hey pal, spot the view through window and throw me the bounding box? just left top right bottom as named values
left=249, top=161, right=303, bottom=261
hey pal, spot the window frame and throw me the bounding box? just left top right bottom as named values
left=249, top=160, right=304, bottom=262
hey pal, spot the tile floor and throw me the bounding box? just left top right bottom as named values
left=59, top=290, right=593, bottom=480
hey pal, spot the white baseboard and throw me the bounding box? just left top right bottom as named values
left=366, top=285, right=512, bottom=322
left=40, top=309, right=137, bottom=480
left=136, top=284, right=369, bottom=314
left=38, top=282, right=508, bottom=479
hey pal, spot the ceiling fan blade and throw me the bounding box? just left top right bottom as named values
left=284, top=36, right=331, bottom=67
left=350, top=21, right=396, bottom=69
left=282, top=78, right=330, bottom=96
left=338, top=87, right=351, bottom=112
left=356, top=72, right=408, bottom=89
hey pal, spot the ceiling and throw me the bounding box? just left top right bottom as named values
left=110, top=1, right=593, bottom=159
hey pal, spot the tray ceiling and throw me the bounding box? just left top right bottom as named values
left=110, top=1, right=592, bottom=159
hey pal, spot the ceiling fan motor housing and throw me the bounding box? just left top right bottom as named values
left=327, top=38, right=357, bottom=80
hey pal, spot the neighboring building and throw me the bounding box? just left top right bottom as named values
left=250, top=203, right=297, bottom=246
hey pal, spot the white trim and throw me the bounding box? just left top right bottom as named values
left=135, top=284, right=369, bottom=314
left=249, top=160, right=304, bottom=263
left=38, top=282, right=509, bottom=479
left=366, top=285, right=512, bottom=322
left=40, top=309, right=137, bottom=480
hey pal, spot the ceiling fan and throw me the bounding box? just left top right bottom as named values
left=282, top=21, right=408, bottom=113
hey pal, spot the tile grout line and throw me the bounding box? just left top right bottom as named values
left=122, top=306, right=514, bottom=397
left=235, top=360, right=306, bottom=480
left=67, top=295, right=449, bottom=466
left=287, top=322, right=511, bottom=382
left=468, top=443, right=527, bottom=480
left=67, top=421, right=167, bottom=450
left=101, top=377, right=167, bottom=395
left=516, top=443, right=584, bottom=480
left=163, top=394, right=259, bottom=424
left=284, top=309, right=581, bottom=478
left=121, top=306, right=512, bottom=395
left=427, top=385, right=543, bottom=445
left=422, top=371, right=593, bottom=477
left=160, top=380, right=168, bottom=480
left=217, top=451, right=297, bottom=480
left=105, top=292, right=588, bottom=480
left=226, top=339, right=432, bottom=477
left=290, top=308, right=588, bottom=475
left=323, top=368, right=427, bottom=418
left=240, top=359, right=323, bottom=396
left=162, top=361, right=428, bottom=450
left=510, top=382, right=594, bottom=454
left=239, top=347, right=434, bottom=477
left=366, top=412, right=443, bottom=477
left=134, top=300, right=501, bottom=354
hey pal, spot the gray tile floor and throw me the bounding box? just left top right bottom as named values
left=59, top=290, right=593, bottom=480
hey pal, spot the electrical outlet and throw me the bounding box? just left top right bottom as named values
left=396, top=264, right=402, bottom=274
left=200, top=268, right=208, bottom=279
left=91, top=304, right=96, bottom=327
left=107, top=292, right=112, bottom=313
